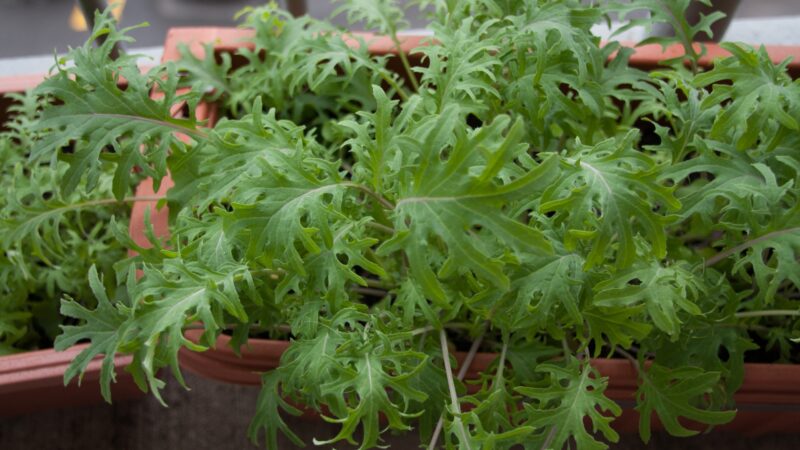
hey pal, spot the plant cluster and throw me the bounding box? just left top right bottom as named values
left=20, top=1, right=800, bottom=448
left=0, top=90, right=131, bottom=354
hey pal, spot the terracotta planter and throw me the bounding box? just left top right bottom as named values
left=128, top=26, right=800, bottom=435
left=178, top=330, right=800, bottom=435
left=0, top=74, right=146, bottom=416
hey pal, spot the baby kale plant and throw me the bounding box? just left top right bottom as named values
left=25, top=1, right=800, bottom=448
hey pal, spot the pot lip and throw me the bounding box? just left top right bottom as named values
left=0, top=344, right=134, bottom=394
left=0, top=73, right=46, bottom=95
left=159, top=26, right=800, bottom=74
left=182, top=329, right=800, bottom=398
left=188, top=329, right=800, bottom=373
left=0, top=344, right=143, bottom=418
left=160, top=27, right=425, bottom=63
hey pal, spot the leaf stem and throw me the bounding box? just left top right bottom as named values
left=734, top=309, right=800, bottom=319
left=365, top=221, right=395, bottom=234
left=377, top=69, right=410, bottom=102
left=456, top=327, right=486, bottom=381
left=15, top=195, right=165, bottom=229
left=390, top=35, right=420, bottom=92
left=62, top=195, right=164, bottom=209
left=352, top=286, right=389, bottom=297
left=363, top=277, right=392, bottom=288
left=656, top=2, right=700, bottom=73
left=428, top=324, right=486, bottom=449
left=539, top=426, right=559, bottom=450
left=704, top=227, right=800, bottom=267
left=495, top=338, right=508, bottom=386
left=614, top=346, right=641, bottom=374
left=440, top=329, right=461, bottom=410
left=343, top=182, right=395, bottom=210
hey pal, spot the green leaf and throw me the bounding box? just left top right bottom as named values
left=612, top=0, right=726, bottom=66
left=694, top=43, right=800, bottom=150
left=583, top=305, right=653, bottom=357
left=31, top=13, right=200, bottom=199
left=594, top=261, right=705, bottom=336
left=516, top=357, right=622, bottom=450
left=54, top=266, right=133, bottom=401
left=314, top=333, right=428, bottom=449
left=123, top=257, right=250, bottom=401
left=648, top=313, right=757, bottom=405
left=511, top=253, right=585, bottom=328
left=247, top=372, right=305, bottom=448
left=414, top=18, right=501, bottom=113
left=332, top=0, right=408, bottom=35
left=380, top=113, right=556, bottom=300
left=636, top=364, right=736, bottom=442
left=727, top=215, right=800, bottom=303
left=541, top=131, right=681, bottom=268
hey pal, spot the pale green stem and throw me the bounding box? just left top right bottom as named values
left=494, top=339, right=508, bottom=388
left=377, top=69, right=410, bottom=101
left=342, top=182, right=395, bottom=210
left=434, top=328, right=472, bottom=450
left=704, top=227, right=800, bottom=267
left=615, top=346, right=641, bottom=374
left=391, top=34, right=420, bottom=92
left=17, top=195, right=165, bottom=229
left=734, top=310, right=800, bottom=319
left=428, top=325, right=486, bottom=449
left=440, top=329, right=461, bottom=411
left=365, top=221, right=395, bottom=234
left=539, top=426, right=559, bottom=450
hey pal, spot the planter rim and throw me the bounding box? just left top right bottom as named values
left=160, top=26, right=800, bottom=76
left=0, top=344, right=142, bottom=417
left=0, top=344, right=133, bottom=393
left=161, top=27, right=423, bottom=63
left=180, top=330, right=800, bottom=406
left=0, top=73, right=46, bottom=94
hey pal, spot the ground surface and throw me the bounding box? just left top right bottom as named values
left=1, top=370, right=800, bottom=449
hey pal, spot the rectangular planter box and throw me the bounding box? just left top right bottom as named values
left=131, top=26, right=800, bottom=437
left=0, top=73, right=145, bottom=417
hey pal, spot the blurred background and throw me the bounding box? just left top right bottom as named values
left=2, top=0, right=800, bottom=76
left=0, top=0, right=429, bottom=72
